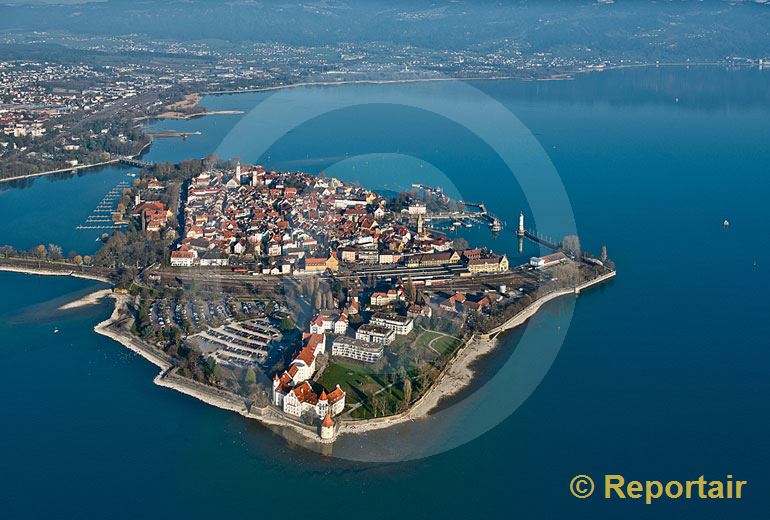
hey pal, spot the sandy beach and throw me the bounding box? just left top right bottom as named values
left=338, top=334, right=498, bottom=436
left=338, top=271, right=617, bottom=436
left=59, top=289, right=113, bottom=310
left=134, top=93, right=243, bottom=121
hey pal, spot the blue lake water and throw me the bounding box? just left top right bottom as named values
left=1, top=66, right=769, bottom=518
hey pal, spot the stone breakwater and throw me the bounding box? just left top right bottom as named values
left=92, top=293, right=330, bottom=447
left=0, top=263, right=111, bottom=284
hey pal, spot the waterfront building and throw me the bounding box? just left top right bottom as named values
left=408, top=203, right=427, bottom=215
left=530, top=252, right=567, bottom=269
left=275, top=380, right=346, bottom=419
left=332, top=336, right=383, bottom=363
left=320, top=413, right=335, bottom=440
left=272, top=333, right=346, bottom=420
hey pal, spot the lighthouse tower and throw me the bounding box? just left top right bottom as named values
left=517, top=211, right=525, bottom=237
left=320, top=413, right=335, bottom=440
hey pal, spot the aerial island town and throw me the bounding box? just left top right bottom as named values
left=27, top=160, right=606, bottom=443
left=0, top=152, right=615, bottom=443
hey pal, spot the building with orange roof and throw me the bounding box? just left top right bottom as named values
left=272, top=332, right=345, bottom=420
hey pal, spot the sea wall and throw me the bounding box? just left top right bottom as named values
left=0, top=262, right=112, bottom=284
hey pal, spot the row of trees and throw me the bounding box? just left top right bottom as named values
left=0, top=243, right=91, bottom=268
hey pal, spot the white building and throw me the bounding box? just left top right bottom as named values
left=276, top=380, right=346, bottom=419
left=170, top=250, right=196, bottom=267
left=356, top=323, right=395, bottom=345
left=408, top=203, right=427, bottom=215
left=272, top=333, right=346, bottom=420
left=370, top=313, right=414, bottom=335
left=529, top=252, right=568, bottom=270
left=332, top=336, right=383, bottom=364
left=199, top=251, right=229, bottom=266
left=309, top=312, right=348, bottom=335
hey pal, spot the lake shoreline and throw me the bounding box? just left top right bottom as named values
left=337, top=270, right=616, bottom=436
left=92, top=292, right=335, bottom=448
left=201, top=61, right=737, bottom=96
left=1, top=262, right=614, bottom=447
left=0, top=262, right=112, bottom=284
left=89, top=269, right=615, bottom=447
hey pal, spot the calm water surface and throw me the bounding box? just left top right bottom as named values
left=1, top=67, right=769, bottom=519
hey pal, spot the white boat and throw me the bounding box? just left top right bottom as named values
left=53, top=328, right=60, bottom=334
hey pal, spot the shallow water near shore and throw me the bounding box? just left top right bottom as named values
left=2, top=66, right=770, bottom=518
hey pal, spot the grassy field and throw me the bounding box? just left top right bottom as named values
left=317, top=358, right=406, bottom=419
left=317, top=359, right=387, bottom=405
left=317, top=328, right=462, bottom=419
left=414, top=330, right=462, bottom=357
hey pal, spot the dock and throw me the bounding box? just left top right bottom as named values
left=76, top=180, right=132, bottom=231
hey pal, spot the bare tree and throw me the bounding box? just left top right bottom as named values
left=34, top=244, right=47, bottom=266
left=403, top=378, right=413, bottom=406
left=48, top=244, right=63, bottom=261
left=404, top=275, right=417, bottom=303
left=562, top=235, right=581, bottom=257
left=452, top=237, right=469, bottom=251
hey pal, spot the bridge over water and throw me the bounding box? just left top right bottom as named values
left=119, top=157, right=154, bottom=168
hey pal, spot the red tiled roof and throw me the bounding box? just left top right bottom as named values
left=292, top=382, right=318, bottom=405
left=327, top=385, right=345, bottom=404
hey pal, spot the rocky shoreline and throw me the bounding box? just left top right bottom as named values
left=91, top=292, right=331, bottom=447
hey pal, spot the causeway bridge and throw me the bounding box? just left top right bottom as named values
left=119, top=157, right=154, bottom=168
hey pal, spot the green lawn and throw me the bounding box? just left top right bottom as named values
left=317, top=359, right=388, bottom=405
left=317, top=359, right=407, bottom=419
left=317, top=329, right=462, bottom=420
left=413, top=330, right=461, bottom=357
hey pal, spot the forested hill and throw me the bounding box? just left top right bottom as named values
left=2, top=0, right=770, bottom=62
